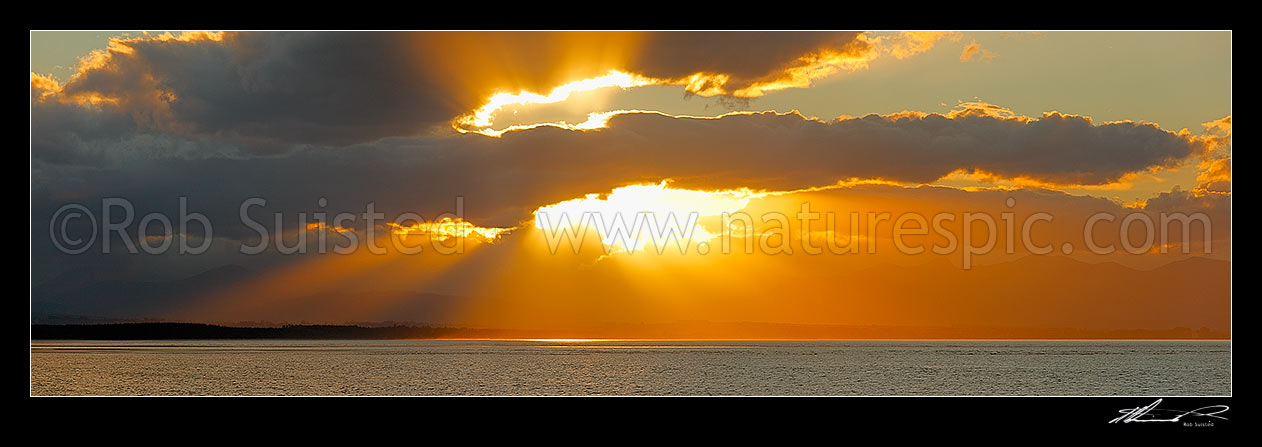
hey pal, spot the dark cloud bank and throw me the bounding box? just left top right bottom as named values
left=31, top=31, right=1226, bottom=292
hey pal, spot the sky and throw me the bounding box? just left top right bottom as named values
left=29, top=31, right=1231, bottom=337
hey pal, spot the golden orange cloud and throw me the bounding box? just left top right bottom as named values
left=872, top=31, right=961, bottom=59
left=37, top=31, right=984, bottom=143
left=29, top=72, right=60, bottom=100
left=959, top=40, right=995, bottom=62
left=449, top=31, right=970, bottom=135
left=389, top=218, right=515, bottom=243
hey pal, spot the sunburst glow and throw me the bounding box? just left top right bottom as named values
left=532, top=181, right=765, bottom=254
left=454, top=71, right=656, bottom=136
left=389, top=218, right=515, bottom=242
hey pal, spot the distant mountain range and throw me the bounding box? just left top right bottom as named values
left=814, top=255, right=1231, bottom=334
left=32, top=264, right=258, bottom=323
left=31, top=323, right=463, bottom=340
left=30, top=255, right=1231, bottom=338
left=30, top=321, right=1226, bottom=340
left=31, top=264, right=471, bottom=325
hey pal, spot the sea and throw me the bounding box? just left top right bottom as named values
left=29, top=340, right=1231, bottom=396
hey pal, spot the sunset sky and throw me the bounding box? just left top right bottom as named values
left=30, top=31, right=1231, bottom=338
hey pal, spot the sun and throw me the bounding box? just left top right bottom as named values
left=530, top=181, right=764, bottom=255
left=454, top=70, right=656, bottom=136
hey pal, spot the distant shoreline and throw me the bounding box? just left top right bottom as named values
left=32, top=323, right=469, bottom=340
left=30, top=322, right=1231, bottom=341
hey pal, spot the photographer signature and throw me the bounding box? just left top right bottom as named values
left=1109, top=399, right=1229, bottom=424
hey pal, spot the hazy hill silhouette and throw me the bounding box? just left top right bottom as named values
left=32, top=264, right=257, bottom=321
left=811, top=255, right=1230, bottom=333
left=30, top=255, right=1230, bottom=338
left=30, top=323, right=460, bottom=340
left=30, top=321, right=1227, bottom=340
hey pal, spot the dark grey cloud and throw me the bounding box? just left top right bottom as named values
left=31, top=180, right=1232, bottom=323
left=630, top=31, right=868, bottom=89
left=31, top=89, right=137, bottom=165
left=56, top=33, right=464, bottom=149
left=470, top=110, right=1208, bottom=193
left=30, top=32, right=1221, bottom=289
left=36, top=31, right=875, bottom=154
left=32, top=109, right=1213, bottom=242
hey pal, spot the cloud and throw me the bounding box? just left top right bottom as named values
left=43, top=181, right=1228, bottom=328
left=628, top=31, right=873, bottom=97
left=409, top=31, right=881, bottom=99
left=872, top=31, right=961, bottom=59
left=1202, top=115, right=1231, bottom=134
left=44, top=32, right=476, bottom=150
left=33, top=31, right=929, bottom=151
left=30, top=32, right=1221, bottom=285
left=1195, top=157, right=1231, bottom=194
left=960, top=40, right=995, bottom=62
left=569, top=106, right=1208, bottom=188
left=29, top=32, right=1232, bottom=332
left=1190, top=115, right=1231, bottom=194
left=48, top=33, right=1194, bottom=178
left=32, top=103, right=1214, bottom=248
left=30, top=72, right=60, bottom=98
left=1199, top=115, right=1232, bottom=152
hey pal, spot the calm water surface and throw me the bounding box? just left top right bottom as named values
left=30, top=340, right=1231, bottom=396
